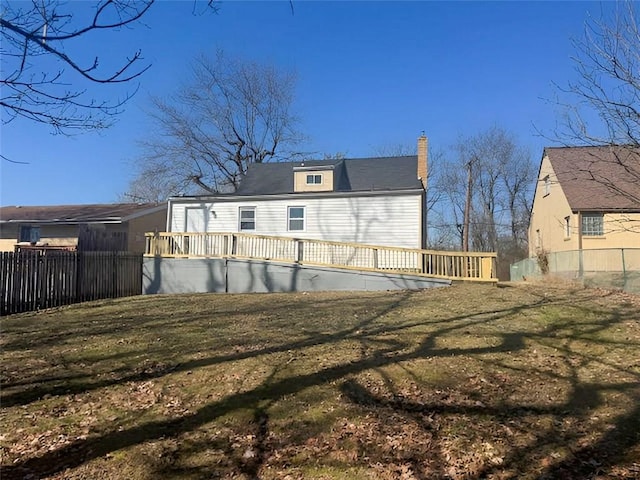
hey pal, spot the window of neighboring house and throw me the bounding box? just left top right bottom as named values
left=582, top=213, right=604, bottom=236
left=19, top=225, right=40, bottom=243
left=543, top=175, right=551, bottom=196
left=239, top=207, right=256, bottom=231
left=288, top=206, right=305, bottom=231
left=306, top=174, right=322, bottom=185
left=535, top=229, right=542, bottom=250
left=564, top=216, right=571, bottom=238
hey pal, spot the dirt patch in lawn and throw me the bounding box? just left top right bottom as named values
left=1, top=282, right=639, bottom=479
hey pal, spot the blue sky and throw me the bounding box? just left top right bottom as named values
left=0, top=1, right=610, bottom=206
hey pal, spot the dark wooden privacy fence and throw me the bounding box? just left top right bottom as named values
left=0, top=251, right=142, bottom=315
left=78, top=225, right=128, bottom=251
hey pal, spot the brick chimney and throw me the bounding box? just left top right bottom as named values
left=417, top=134, right=428, bottom=189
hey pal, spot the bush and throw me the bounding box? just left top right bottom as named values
left=536, top=250, right=549, bottom=274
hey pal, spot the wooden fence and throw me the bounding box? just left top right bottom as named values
left=0, top=251, right=142, bottom=315
left=146, top=232, right=497, bottom=282
left=78, top=225, right=128, bottom=251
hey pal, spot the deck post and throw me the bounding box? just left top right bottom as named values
left=223, top=235, right=229, bottom=257
left=481, top=257, right=493, bottom=280
left=296, top=239, right=304, bottom=263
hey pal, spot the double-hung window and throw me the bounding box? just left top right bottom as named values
left=581, top=213, right=603, bottom=236
left=239, top=207, right=256, bottom=231
left=288, top=206, right=305, bottom=231
left=306, top=174, right=322, bottom=185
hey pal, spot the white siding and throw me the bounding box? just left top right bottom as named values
left=170, top=194, right=422, bottom=249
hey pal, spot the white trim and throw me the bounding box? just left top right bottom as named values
left=292, top=164, right=336, bottom=172
left=166, top=199, right=172, bottom=231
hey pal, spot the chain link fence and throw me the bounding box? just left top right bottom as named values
left=510, top=248, right=640, bottom=294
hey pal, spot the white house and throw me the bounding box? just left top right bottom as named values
left=167, top=136, right=429, bottom=249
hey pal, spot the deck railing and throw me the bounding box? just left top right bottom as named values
left=145, top=232, right=498, bottom=282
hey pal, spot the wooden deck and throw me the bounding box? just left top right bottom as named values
left=145, top=232, right=498, bottom=282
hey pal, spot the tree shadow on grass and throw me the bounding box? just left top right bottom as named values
left=2, top=289, right=538, bottom=409
left=1, top=291, right=413, bottom=408
left=340, top=370, right=639, bottom=479
left=2, top=288, right=639, bottom=479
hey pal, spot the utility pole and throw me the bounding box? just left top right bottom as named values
left=462, top=157, right=474, bottom=252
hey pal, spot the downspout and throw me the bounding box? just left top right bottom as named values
left=577, top=211, right=583, bottom=278
left=421, top=190, right=427, bottom=249
left=621, top=248, right=627, bottom=290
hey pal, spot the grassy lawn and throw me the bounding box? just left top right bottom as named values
left=1, top=282, right=639, bottom=479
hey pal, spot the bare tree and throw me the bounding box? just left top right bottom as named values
left=467, top=128, right=533, bottom=253
left=431, top=142, right=468, bottom=250
left=1, top=0, right=151, bottom=132
left=125, top=51, right=303, bottom=200
left=372, top=143, right=416, bottom=157
left=435, top=127, right=534, bottom=276
left=372, top=141, right=444, bottom=218
left=556, top=1, right=640, bottom=147
left=550, top=0, right=640, bottom=203
left=1, top=0, right=216, bottom=137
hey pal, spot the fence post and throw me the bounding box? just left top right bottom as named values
left=578, top=249, right=584, bottom=279
left=621, top=248, right=627, bottom=289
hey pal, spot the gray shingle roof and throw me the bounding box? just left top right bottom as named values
left=545, top=146, right=640, bottom=211
left=235, top=156, right=422, bottom=195
left=0, top=203, right=164, bottom=224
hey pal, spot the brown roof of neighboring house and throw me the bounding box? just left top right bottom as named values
left=0, top=203, right=165, bottom=224
left=545, top=146, right=640, bottom=212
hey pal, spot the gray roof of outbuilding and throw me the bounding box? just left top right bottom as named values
left=0, top=203, right=164, bottom=224
left=235, top=156, right=422, bottom=195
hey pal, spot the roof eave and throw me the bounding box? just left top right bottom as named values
left=0, top=218, right=125, bottom=225
left=571, top=207, right=640, bottom=214
left=169, top=188, right=424, bottom=203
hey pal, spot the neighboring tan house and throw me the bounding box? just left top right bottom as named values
left=0, top=203, right=167, bottom=253
left=528, top=146, right=640, bottom=256
left=168, top=136, right=429, bottom=249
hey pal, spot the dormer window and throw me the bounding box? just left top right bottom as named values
left=306, top=174, right=322, bottom=185
left=293, top=165, right=334, bottom=192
